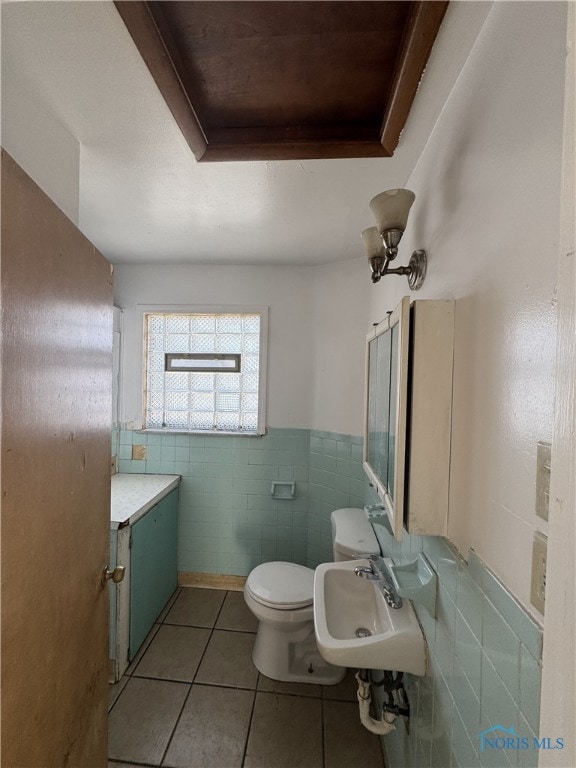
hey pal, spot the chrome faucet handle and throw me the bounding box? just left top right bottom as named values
left=378, top=559, right=403, bottom=609
left=354, top=564, right=380, bottom=580
left=381, top=585, right=403, bottom=609
left=354, top=555, right=382, bottom=581
left=353, top=556, right=403, bottom=607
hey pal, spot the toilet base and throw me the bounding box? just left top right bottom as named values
left=252, top=619, right=346, bottom=685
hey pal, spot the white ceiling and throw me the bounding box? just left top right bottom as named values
left=1, top=1, right=490, bottom=266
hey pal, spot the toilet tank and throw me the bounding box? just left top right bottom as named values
left=331, top=508, right=380, bottom=561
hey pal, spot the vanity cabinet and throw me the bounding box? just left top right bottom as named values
left=364, top=298, right=454, bottom=540
left=109, top=473, right=180, bottom=681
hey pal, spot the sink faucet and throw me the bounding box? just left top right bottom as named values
left=353, top=560, right=381, bottom=581
left=354, top=555, right=403, bottom=609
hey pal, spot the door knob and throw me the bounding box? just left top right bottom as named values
left=102, top=565, right=125, bottom=586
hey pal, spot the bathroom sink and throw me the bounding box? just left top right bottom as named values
left=313, top=559, right=427, bottom=675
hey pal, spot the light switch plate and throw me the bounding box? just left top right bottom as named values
left=531, top=531, right=547, bottom=614
left=536, top=441, right=551, bottom=521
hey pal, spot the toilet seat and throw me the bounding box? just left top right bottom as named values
left=245, top=561, right=314, bottom=610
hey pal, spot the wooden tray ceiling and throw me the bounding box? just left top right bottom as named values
left=115, top=1, right=449, bottom=162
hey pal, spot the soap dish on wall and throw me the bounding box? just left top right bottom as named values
left=271, top=481, right=296, bottom=500
left=387, top=553, right=437, bottom=617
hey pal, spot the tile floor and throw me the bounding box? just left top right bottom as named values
left=109, top=586, right=386, bottom=768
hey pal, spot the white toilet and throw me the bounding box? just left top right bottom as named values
left=244, top=507, right=380, bottom=685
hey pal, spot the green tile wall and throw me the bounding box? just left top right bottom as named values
left=117, top=427, right=365, bottom=575
left=368, top=488, right=544, bottom=768
left=307, top=431, right=366, bottom=566
left=118, top=427, right=311, bottom=575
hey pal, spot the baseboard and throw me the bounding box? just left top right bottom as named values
left=178, top=571, right=246, bottom=591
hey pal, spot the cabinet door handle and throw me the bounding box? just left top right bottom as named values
left=102, top=565, right=126, bottom=586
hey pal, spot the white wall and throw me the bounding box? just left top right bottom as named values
left=309, top=258, right=371, bottom=435
left=114, top=264, right=317, bottom=429
left=114, top=257, right=372, bottom=437
left=368, top=1, right=566, bottom=616
left=0, top=53, right=80, bottom=224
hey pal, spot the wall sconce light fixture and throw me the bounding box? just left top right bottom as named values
left=362, top=188, right=427, bottom=289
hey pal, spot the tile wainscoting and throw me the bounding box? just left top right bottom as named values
left=114, top=427, right=365, bottom=575
left=369, top=501, right=544, bottom=768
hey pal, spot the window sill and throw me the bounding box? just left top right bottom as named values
left=137, top=429, right=265, bottom=438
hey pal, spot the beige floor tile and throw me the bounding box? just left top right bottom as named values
left=108, top=676, right=128, bottom=711
left=244, top=692, right=323, bottom=768
left=257, top=673, right=322, bottom=698
left=133, top=624, right=210, bottom=682
left=125, top=623, right=161, bottom=675
left=163, top=684, right=254, bottom=768
left=323, top=667, right=359, bottom=701
left=108, top=677, right=189, bottom=765
left=164, top=586, right=225, bottom=627
left=195, top=630, right=258, bottom=689
left=156, top=587, right=182, bottom=622
left=215, top=590, right=259, bottom=633
left=323, top=699, right=385, bottom=768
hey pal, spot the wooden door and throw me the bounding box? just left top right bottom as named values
left=1, top=151, right=113, bottom=767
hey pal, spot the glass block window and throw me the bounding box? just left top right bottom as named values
left=144, top=312, right=264, bottom=433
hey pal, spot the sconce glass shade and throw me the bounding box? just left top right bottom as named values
left=361, top=227, right=385, bottom=259
left=369, top=189, right=415, bottom=234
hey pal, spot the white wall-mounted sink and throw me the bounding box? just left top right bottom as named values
left=313, top=559, right=427, bottom=675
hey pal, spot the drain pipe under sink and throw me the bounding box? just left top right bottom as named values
left=355, top=670, right=396, bottom=735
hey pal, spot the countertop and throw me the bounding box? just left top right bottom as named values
left=111, top=473, right=181, bottom=529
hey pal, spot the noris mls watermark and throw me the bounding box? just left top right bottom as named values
left=479, top=725, right=565, bottom=753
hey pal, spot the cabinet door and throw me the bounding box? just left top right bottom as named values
left=129, top=489, right=179, bottom=658
left=406, top=301, right=454, bottom=535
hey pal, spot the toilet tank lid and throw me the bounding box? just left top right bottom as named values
left=331, top=508, right=380, bottom=558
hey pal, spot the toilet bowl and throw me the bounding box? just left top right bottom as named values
left=244, top=508, right=380, bottom=685
left=244, top=560, right=343, bottom=684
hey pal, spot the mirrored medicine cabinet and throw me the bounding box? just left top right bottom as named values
left=364, top=297, right=455, bottom=540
